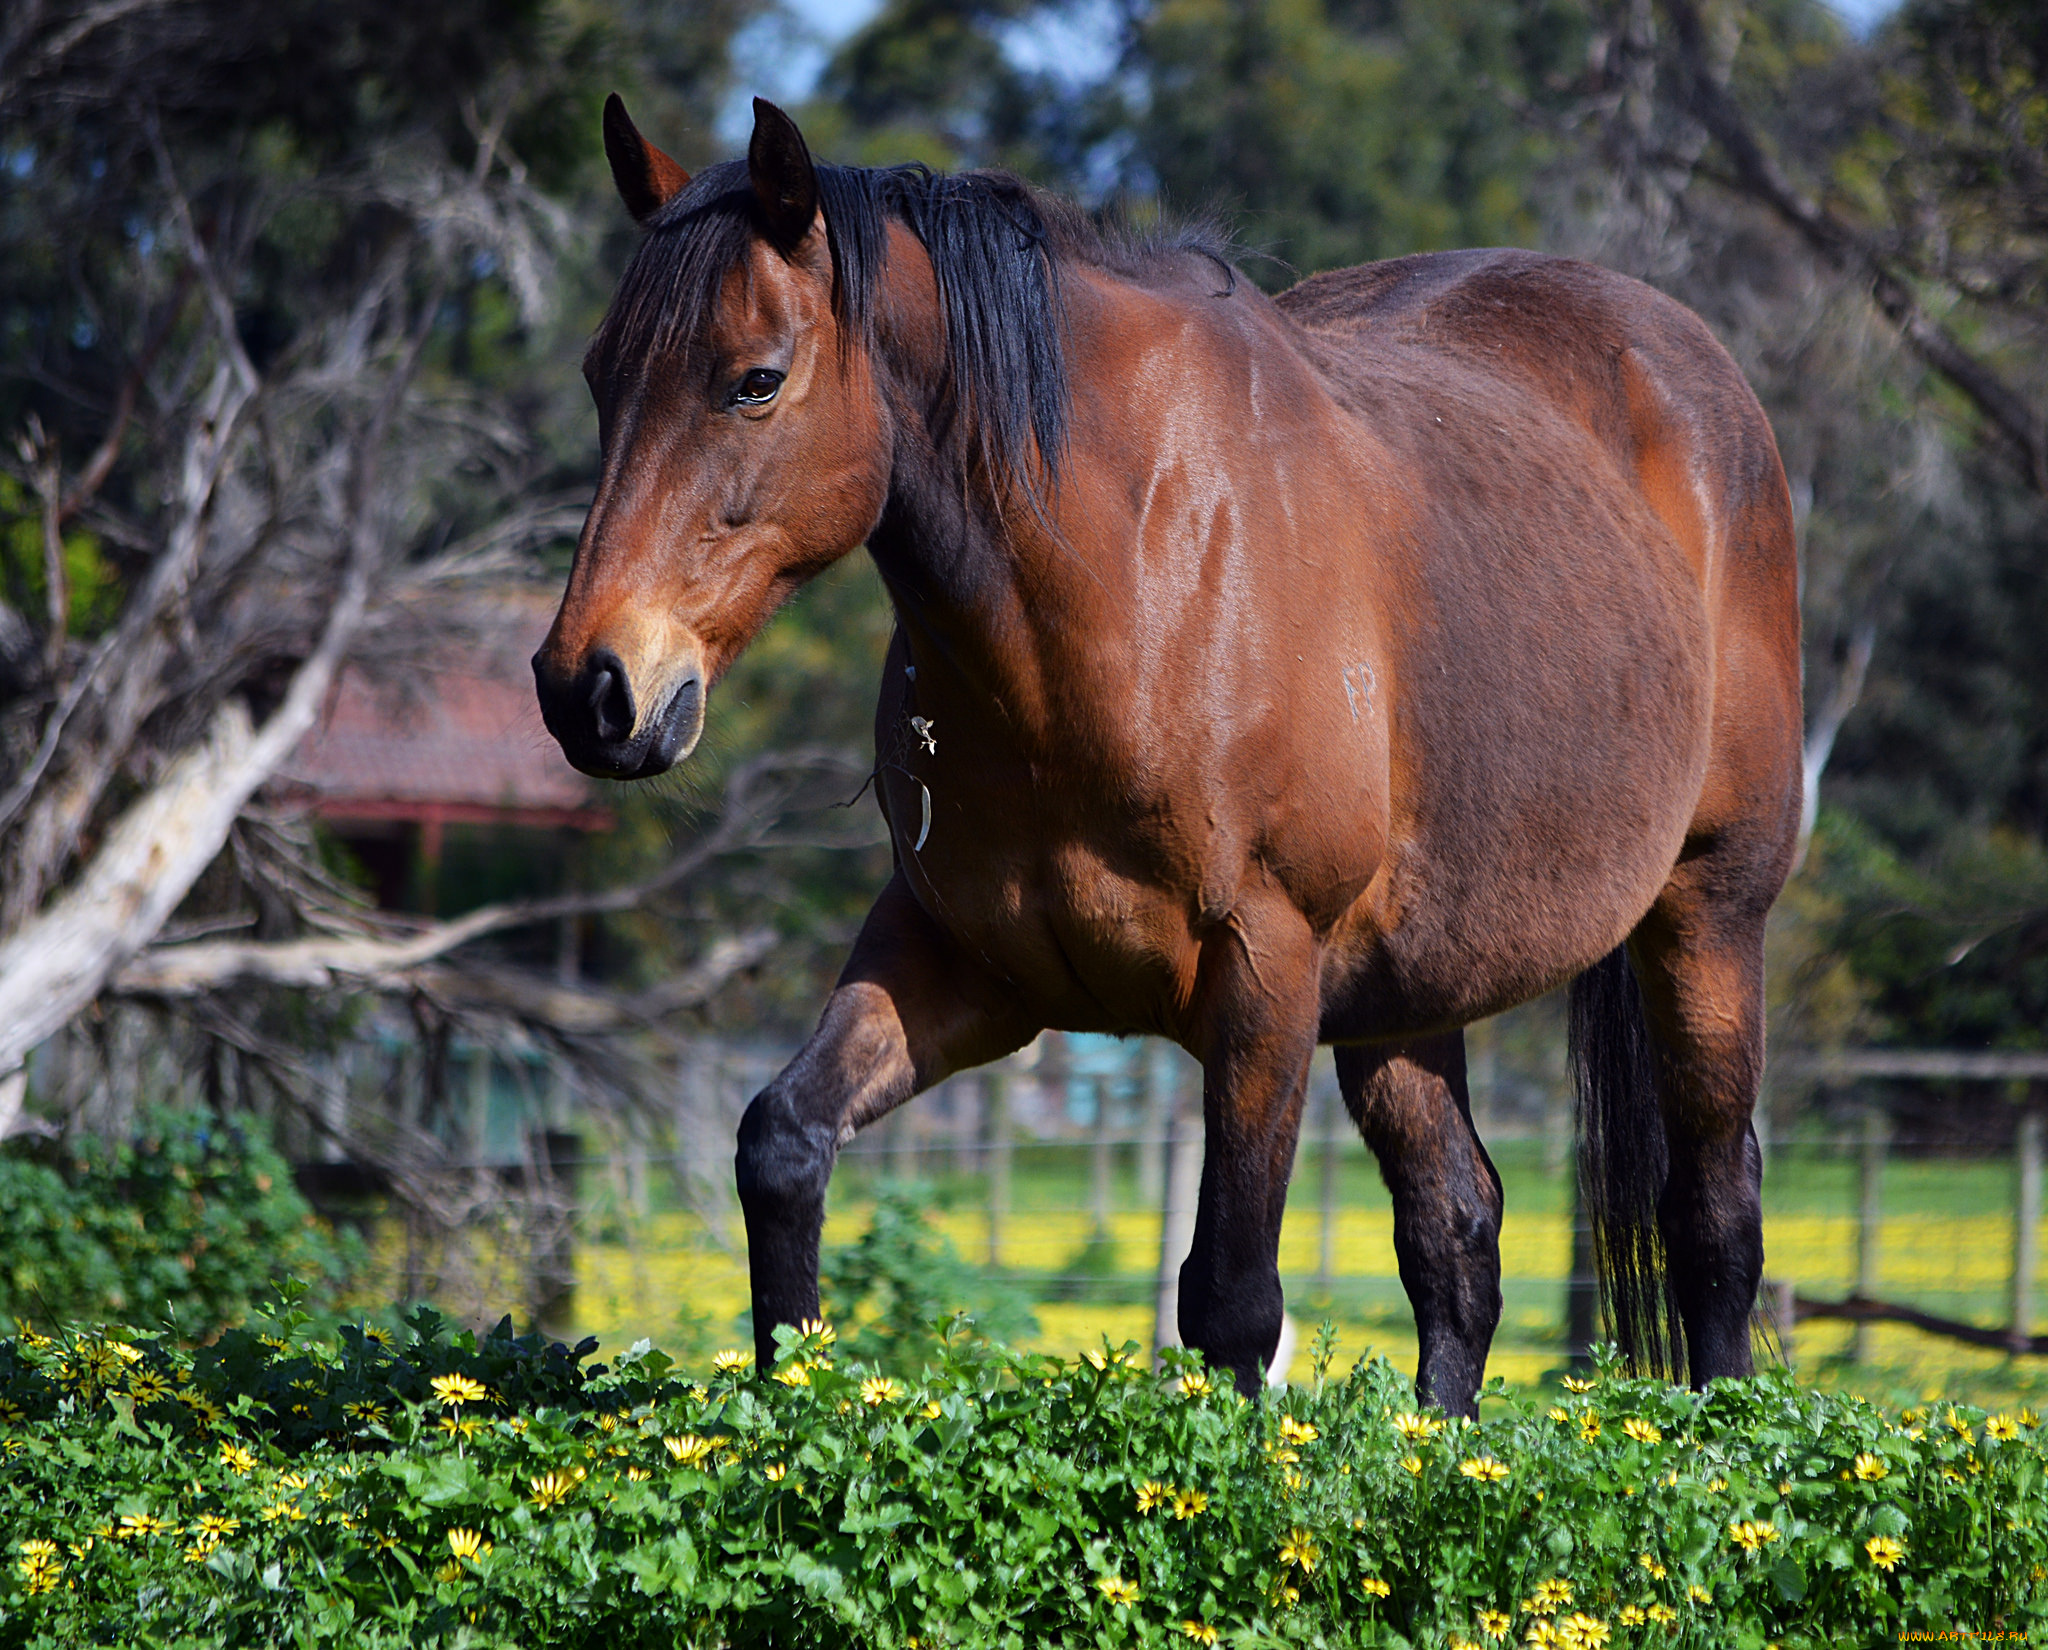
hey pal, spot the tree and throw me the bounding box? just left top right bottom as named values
left=1545, top=0, right=2048, bottom=1057
left=0, top=0, right=856, bottom=1150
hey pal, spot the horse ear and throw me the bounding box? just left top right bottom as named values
left=603, top=93, right=690, bottom=225
left=748, top=97, right=819, bottom=253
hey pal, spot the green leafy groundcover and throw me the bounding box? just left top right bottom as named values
left=0, top=1301, right=2043, bottom=1648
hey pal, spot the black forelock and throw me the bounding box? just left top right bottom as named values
left=587, top=155, right=1238, bottom=506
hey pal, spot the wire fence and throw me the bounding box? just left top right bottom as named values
left=321, top=1031, right=2048, bottom=1392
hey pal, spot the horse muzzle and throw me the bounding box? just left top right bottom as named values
left=533, top=645, right=705, bottom=779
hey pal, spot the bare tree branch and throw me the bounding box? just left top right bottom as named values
left=1659, top=0, right=2048, bottom=496
left=1794, top=620, right=1875, bottom=872
left=109, top=750, right=857, bottom=996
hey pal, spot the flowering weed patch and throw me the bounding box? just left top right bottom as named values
left=1, top=1304, right=2045, bottom=1647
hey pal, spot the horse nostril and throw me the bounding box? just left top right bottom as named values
left=584, top=649, right=636, bottom=745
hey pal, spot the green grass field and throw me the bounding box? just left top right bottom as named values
left=521, top=1132, right=2048, bottom=1414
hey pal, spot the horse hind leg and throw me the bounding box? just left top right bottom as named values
left=1338, top=1033, right=1503, bottom=1418
left=1574, top=879, right=1771, bottom=1387
left=1632, top=887, right=1771, bottom=1385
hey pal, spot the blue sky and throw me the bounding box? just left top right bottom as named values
left=718, top=0, right=1902, bottom=146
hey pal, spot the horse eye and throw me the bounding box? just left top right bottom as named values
left=734, top=368, right=784, bottom=405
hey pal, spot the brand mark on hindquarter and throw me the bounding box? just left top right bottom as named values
left=1342, top=662, right=1376, bottom=723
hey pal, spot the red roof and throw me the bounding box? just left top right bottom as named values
left=280, top=591, right=609, bottom=830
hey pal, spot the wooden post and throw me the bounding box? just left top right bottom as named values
left=1154, top=1060, right=1203, bottom=1361
left=952, top=1075, right=977, bottom=1176
left=2013, top=1105, right=2042, bottom=1355
left=1091, top=1074, right=1115, bottom=1237
left=1566, top=1155, right=1598, bottom=1371
left=1467, top=1015, right=1497, bottom=1133
left=1317, top=1072, right=1341, bottom=1296
left=1544, top=1083, right=1571, bottom=1176
left=1856, top=1101, right=1886, bottom=1364
left=1137, top=1043, right=1165, bottom=1207
left=466, top=1043, right=491, bottom=1166
left=985, top=1068, right=1011, bottom=1270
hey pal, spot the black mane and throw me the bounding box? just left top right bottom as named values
left=588, top=157, right=1235, bottom=501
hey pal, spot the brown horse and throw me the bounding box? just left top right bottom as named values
left=534, top=95, right=1803, bottom=1414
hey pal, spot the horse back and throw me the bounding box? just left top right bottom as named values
left=1274, top=249, right=1803, bottom=1027
left=1276, top=248, right=1797, bottom=629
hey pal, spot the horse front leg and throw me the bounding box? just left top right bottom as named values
left=1338, top=1034, right=1502, bottom=1418
left=734, top=872, right=1037, bottom=1372
left=1176, top=899, right=1321, bottom=1396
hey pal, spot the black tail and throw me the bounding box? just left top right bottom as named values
left=1569, top=945, right=1685, bottom=1381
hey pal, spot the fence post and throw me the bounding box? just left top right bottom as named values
left=1317, top=1070, right=1341, bottom=1296
left=1566, top=1156, right=1598, bottom=1371
left=1137, top=1043, right=1165, bottom=1207
left=1091, top=1074, right=1115, bottom=1237
left=985, top=1068, right=1011, bottom=1270
left=1154, top=1060, right=1203, bottom=1362
left=1856, top=1102, right=1887, bottom=1364
left=2013, top=1104, right=2042, bottom=1354
left=1774, top=1277, right=1796, bottom=1370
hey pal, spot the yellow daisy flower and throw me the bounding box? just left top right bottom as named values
left=860, top=1376, right=903, bottom=1407
left=711, top=1349, right=750, bottom=1376
left=529, top=1470, right=579, bottom=1510
left=1181, top=1622, right=1219, bottom=1644
left=1393, top=1412, right=1445, bottom=1444
left=1361, top=1576, right=1391, bottom=1598
left=1095, top=1574, right=1139, bottom=1606
left=1853, top=1452, right=1887, bottom=1480
left=1135, top=1480, right=1170, bottom=1513
left=118, top=1512, right=172, bottom=1538
left=1476, top=1607, right=1513, bottom=1639
left=1277, top=1527, right=1321, bottom=1571
left=1172, top=1487, right=1209, bottom=1520
left=1279, top=1415, right=1319, bottom=1445
left=1622, top=1417, right=1661, bottom=1445
left=430, top=1373, right=488, bottom=1407
left=1460, top=1456, right=1509, bottom=1482
left=446, top=1527, right=491, bottom=1562
left=664, top=1433, right=718, bottom=1468
left=1865, top=1535, right=1906, bottom=1572
left=1558, top=1612, right=1610, bottom=1646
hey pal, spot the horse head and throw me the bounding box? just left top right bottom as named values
left=534, top=97, right=892, bottom=778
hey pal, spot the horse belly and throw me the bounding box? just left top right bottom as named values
left=1317, top=516, right=1717, bottom=1038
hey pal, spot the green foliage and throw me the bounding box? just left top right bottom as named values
left=818, top=1189, right=1038, bottom=1366
left=0, top=1115, right=360, bottom=1338
left=1, top=1305, right=2044, bottom=1647
left=1133, top=0, right=1577, bottom=278
left=0, top=476, right=116, bottom=639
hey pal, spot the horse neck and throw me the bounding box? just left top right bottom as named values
left=865, top=259, right=1195, bottom=719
